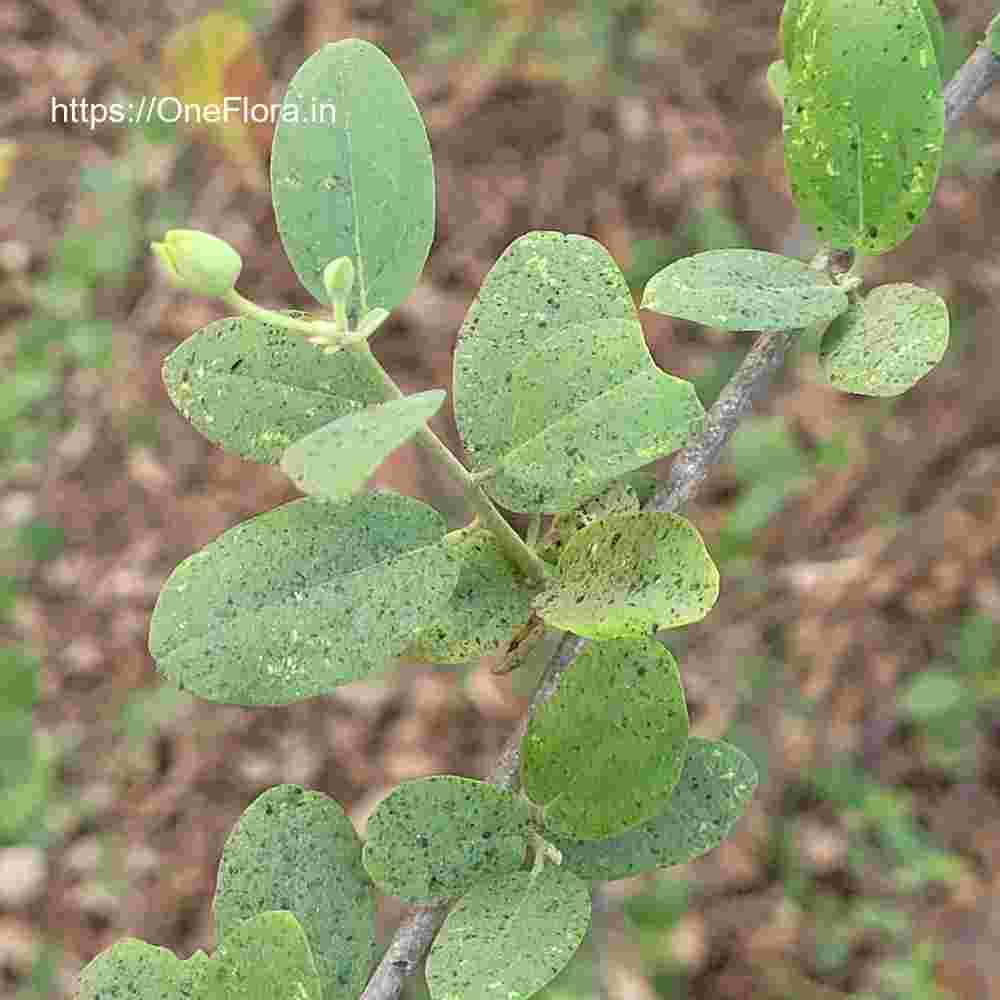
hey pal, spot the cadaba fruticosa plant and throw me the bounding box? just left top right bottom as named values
left=76, top=2, right=1000, bottom=998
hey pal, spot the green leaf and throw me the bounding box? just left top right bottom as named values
left=77, top=939, right=205, bottom=1000
left=280, top=390, right=445, bottom=500
left=522, top=637, right=689, bottom=839
left=162, top=316, right=386, bottom=463
left=270, top=39, right=434, bottom=315
left=213, top=785, right=376, bottom=1000
left=780, top=0, right=807, bottom=68
left=534, top=512, right=719, bottom=639
left=196, top=911, right=322, bottom=1000
left=149, top=493, right=459, bottom=705
left=362, top=775, right=532, bottom=902
left=783, top=0, right=945, bottom=254
left=898, top=669, right=966, bottom=721
left=767, top=60, right=790, bottom=103
left=554, top=738, right=758, bottom=881
left=407, top=527, right=539, bottom=663
left=916, top=0, right=946, bottom=73
left=426, top=867, right=590, bottom=1000
left=819, top=283, right=949, bottom=396
left=641, top=250, right=848, bottom=332
left=454, top=231, right=704, bottom=512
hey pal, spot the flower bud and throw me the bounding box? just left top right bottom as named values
left=322, top=257, right=355, bottom=305
left=151, top=229, right=242, bottom=297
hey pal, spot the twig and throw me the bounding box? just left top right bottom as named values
left=359, top=41, right=1000, bottom=1000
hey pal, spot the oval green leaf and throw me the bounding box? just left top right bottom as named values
left=783, top=0, right=945, bottom=254
left=641, top=250, right=848, bottom=332
left=522, top=637, right=689, bottom=840
left=407, top=528, right=539, bottom=663
left=534, top=512, right=719, bottom=639
left=362, top=775, right=532, bottom=902
left=554, top=738, right=759, bottom=881
left=149, top=493, right=459, bottom=705
left=819, top=283, right=948, bottom=396
left=197, top=911, right=321, bottom=1000
left=271, top=40, right=434, bottom=315
left=162, top=316, right=386, bottom=463
left=281, top=390, right=446, bottom=501
left=77, top=939, right=205, bottom=1000
left=213, top=785, right=376, bottom=1000
left=426, top=867, right=590, bottom=1000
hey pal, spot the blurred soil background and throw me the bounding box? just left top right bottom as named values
left=3, top=0, right=1000, bottom=997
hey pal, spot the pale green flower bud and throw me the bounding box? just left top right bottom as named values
left=322, top=257, right=355, bottom=305
left=151, top=229, right=242, bottom=298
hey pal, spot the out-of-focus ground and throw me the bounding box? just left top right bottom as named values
left=3, top=1, right=1000, bottom=997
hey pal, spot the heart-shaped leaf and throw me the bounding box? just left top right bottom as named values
left=149, top=493, right=459, bottom=705
left=77, top=939, right=207, bottom=1000
left=213, top=785, right=376, bottom=1000
left=522, top=637, right=689, bottom=840
left=407, top=527, right=539, bottom=663
left=534, top=512, right=719, bottom=639
left=819, top=283, right=948, bottom=396
left=783, top=0, right=944, bottom=254
left=362, top=776, right=532, bottom=902
left=271, top=39, right=434, bottom=316
left=162, top=316, right=386, bottom=463
left=641, top=250, right=848, bottom=333
left=280, top=390, right=446, bottom=501
left=196, top=911, right=322, bottom=1000
left=426, top=867, right=590, bottom=1000
left=454, top=231, right=704, bottom=512
left=554, top=738, right=759, bottom=881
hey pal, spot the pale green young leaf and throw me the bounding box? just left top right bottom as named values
left=641, top=250, right=848, bottom=332
left=271, top=40, right=434, bottom=315
left=819, top=283, right=949, bottom=396
left=522, top=637, right=689, bottom=840
left=196, top=911, right=321, bottom=1000
left=426, top=867, right=590, bottom=1000
left=77, top=939, right=205, bottom=1000
left=554, top=739, right=759, bottom=881
left=362, top=776, right=532, bottom=902
left=534, top=512, right=719, bottom=639
left=213, top=785, right=376, bottom=1000
left=783, top=0, right=944, bottom=254
left=148, top=493, right=459, bottom=705
left=280, top=390, right=446, bottom=500
left=407, top=527, right=538, bottom=663
left=767, top=60, right=790, bottom=103
left=162, top=316, right=385, bottom=463
left=989, top=14, right=1000, bottom=58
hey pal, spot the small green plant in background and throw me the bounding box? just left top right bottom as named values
left=71, top=1, right=1000, bottom=997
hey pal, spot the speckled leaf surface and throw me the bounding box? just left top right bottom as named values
left=534, top=512, right=719, bottom=639
left=362, top=776, right=532, bottom=902
left=280, top=390, right=445, bottom=500
left=454, top=232, right=636, bottom=473
left=77, top=939, right=206, bottom=1000
left=780, top=0, right=807, bottom=67
left=270, top=40, right=433, bottom=315
left=783, top=0, right=944, bottom=254
left=148, top=493, right=459, bottom=706
left=819, top=283, right=948, bottom=396
left=489, top=319, right=705, bottom=512
left=213, top=785, right=376, bottom=1000
left=916, top=0, right=946, bottom=71
left=553, top=739, right=759, bottom=881
left=641, top=250, right=848, bottom=333
left=454, top=234, right=704, bottom=512
left=426, top=867, right=590, bottom=1000
left=162, top=316, right=385, bottom=464
left=196, top=911, right=322, bottom=1000
left=407, top=528, right=539, bottom=663
left=522, top=637, right=689, bottom=840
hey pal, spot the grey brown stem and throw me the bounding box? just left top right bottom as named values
left=359, top=41, right=1000, bottom=1000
